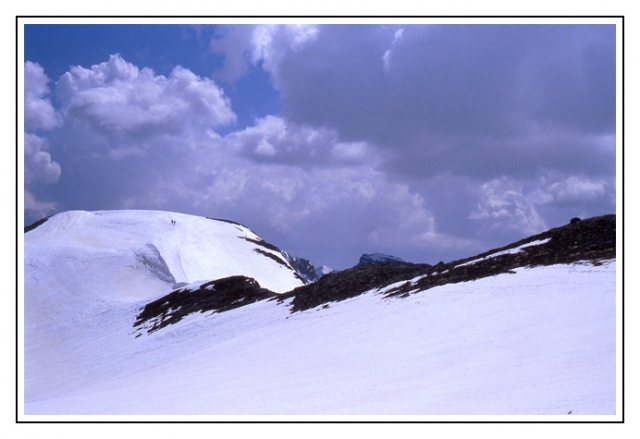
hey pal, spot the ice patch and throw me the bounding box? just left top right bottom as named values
left=135, top=244, right=176, bottom=285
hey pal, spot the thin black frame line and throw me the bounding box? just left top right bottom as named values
left=14, top=14, right=19, bottom=426
left=620, top=14, right=625, bottom=425
left=16, top=15, right=625, bottom=19
left=15, top=15, right=624, bottom=424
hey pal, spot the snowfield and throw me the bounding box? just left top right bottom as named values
left=22, top=210, right=617, bottom=418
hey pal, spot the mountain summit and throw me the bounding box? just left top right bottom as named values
left=24, top=210, right=305, bottom=322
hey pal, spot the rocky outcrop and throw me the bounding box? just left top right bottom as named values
left=283, top=252, right=319, bottom=283
left=285, top=214, right=615, bottom=311
left=279, top=261, right=431, bottom=312
left=133, top=276, right=277, bottom=334
left=357, top=253, right=406, bottom=266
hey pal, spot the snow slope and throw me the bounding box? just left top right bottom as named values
left=24, top=210, right=303, bottom=299
left=23, top=210, right=307, bottom=407
left=23, top=254, right=616, bottom=416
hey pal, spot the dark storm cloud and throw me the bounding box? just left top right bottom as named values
left=383, top=129, right=615, bottom=181
left=267, top=24, right=615, bottom=179
left=278, top=25, right=615, bottom=135
left=277, top=25, right=520, bottom=141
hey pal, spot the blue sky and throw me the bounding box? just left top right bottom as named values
left=22, top=21, right=618, bottom=269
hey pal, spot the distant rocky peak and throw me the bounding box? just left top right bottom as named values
left=357, top=253, right=406, bottom=266
left=283, top=251, right=319, bottom=283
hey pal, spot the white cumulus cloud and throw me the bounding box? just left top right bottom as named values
left=24, top=61, right=62, bottom=131
left=24, top=133, right=61, bottom=185
left=469, top=177, right=547, bottom=236
left=222, top=115, right=377, bottom=167
left=545, top=175, right=608, bottom=202
left=24, top=62, right=63, bottom=222
left=57, top=54, right=236, bottom=141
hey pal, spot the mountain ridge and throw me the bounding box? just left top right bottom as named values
left=131, top=213, right=615, bottom=331
left=277, top=214, right=615, bottom=311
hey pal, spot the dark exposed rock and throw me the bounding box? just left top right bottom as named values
left=206, top=217, right=245, bottom=226
left=242, top=236, right=282, bottom=252
left=24, top=216, right=50, bottom=233
left=278, top=261, right=432, bottom=312
left=133, top=275, right=277, bottom=334
left=253, top=248, right=291, bottom=268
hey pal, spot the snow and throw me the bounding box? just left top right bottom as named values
left=23, top=233, right=616, bottom=418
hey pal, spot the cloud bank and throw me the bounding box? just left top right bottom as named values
left=23, top=24, right=617, bottom=269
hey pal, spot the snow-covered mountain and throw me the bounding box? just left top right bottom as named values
left=24, top=210, right=305, bottom=351
left=25, top=210, right=304, bottom=295
left=314, top=264, right=334, bottom=278
left=22, top=211, right=617, bottom=417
